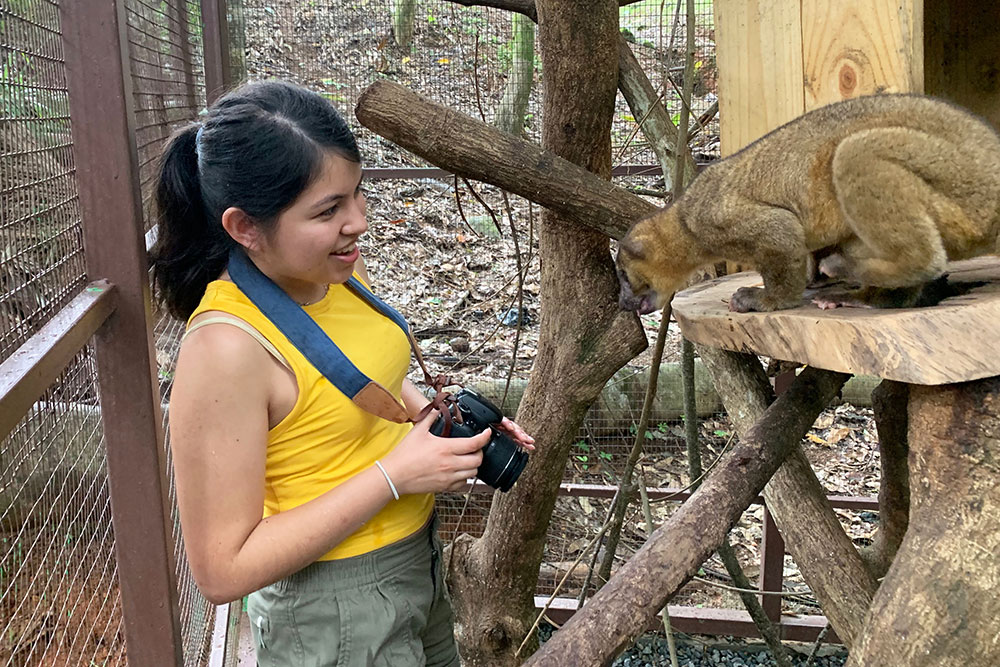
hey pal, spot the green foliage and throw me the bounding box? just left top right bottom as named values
left=573, top=440, right=613, bottom=470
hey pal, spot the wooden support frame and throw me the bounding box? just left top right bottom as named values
left=201, top=0, right=234, bottom=105
left=0, top=282, right=116, bottom=442
left=502, top=482, right=867, bottom=645
left=538, top=597, right=836, bottom=643
left=60, top=0, right=184, bottom=664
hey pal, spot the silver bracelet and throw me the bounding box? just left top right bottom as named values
left=374, top=460, right=400, bottom=500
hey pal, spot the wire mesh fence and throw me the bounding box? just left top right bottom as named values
left=1, top=0, right=758, bottom=663
left=0, top=348, right=125, bottom=666
left=234, top=0, right=719, bottom=168
left=2, top=0, right=215, bottom=664
left=0, top=0, right=85, bottom=364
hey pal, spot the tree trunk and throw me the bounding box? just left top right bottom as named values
left=494, top=13, right=534, bottom=136
left=695, top=347, right=878, bottom=649
left=524, top=367, right=849, bottom=666
left=392, top=0, right=416, bottom=48
left=447, top=2, right=648, bottom=665
left=848, top=378, right=1000, bottom=666
left=860, top=380, right=910, bottom=577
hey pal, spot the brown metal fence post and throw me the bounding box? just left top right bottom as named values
left=202, top=0, right=233, bottom=105
left=59, top=0, right=184, bottom=664
left=759, top=505, right=785, bottom=624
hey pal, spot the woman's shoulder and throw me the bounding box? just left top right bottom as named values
left=179, top=312, right=275, bottom=378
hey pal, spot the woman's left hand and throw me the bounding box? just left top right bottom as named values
left=497, top=417, right=536, bottom=451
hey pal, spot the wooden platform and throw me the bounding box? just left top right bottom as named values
left=672, top=257, right=1000, bottom=385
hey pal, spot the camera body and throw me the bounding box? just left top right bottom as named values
left=430, top=389, right=528, bottom=491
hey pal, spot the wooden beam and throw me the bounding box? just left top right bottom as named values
left=0, top=282, right=116, bottom=442
left=201, top=0, right=232, bottom=105
left=60, top=0, right=183, bottom=663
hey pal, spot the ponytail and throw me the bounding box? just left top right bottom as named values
left=150, top=80, right=363, bottom=320
left=150, top=124, right=233, bottom=320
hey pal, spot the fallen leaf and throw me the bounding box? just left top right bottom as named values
left=827, top=427, right=852, bottom=444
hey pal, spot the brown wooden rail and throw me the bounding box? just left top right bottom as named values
left=0, top=282, right=116, bottom=442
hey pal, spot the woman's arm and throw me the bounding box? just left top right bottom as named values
left=170, top=326, right=396, bottom=603
left=401, top=379, right=431, bottom=421
left=170, top=325, right=488, bottom=604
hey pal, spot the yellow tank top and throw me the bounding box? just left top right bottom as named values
left=187, top=277, right=433, bottom=560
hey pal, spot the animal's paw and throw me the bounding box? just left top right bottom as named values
left=729, top=286, right=766, bottom=312
left=818, top=253, right=851, bottom=280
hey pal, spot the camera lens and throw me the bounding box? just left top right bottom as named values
left=477, top=429, right=529, bottom=491
left=429, top=389, right=529, bottom=491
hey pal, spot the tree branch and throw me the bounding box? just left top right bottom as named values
left=862, top=380, right=910, bottom=577
left=356, top=80, right=657, bottom=239
left=524, top=367, right=849, bottom=666
left=696, top=347, right=878, bottom=649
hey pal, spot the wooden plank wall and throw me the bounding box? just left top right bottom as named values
left=713, top=0, right=924, bottom=155
left=712, top=0, right=805, bottom=156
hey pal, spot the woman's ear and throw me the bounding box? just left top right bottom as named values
left=220, top=207, right=261, bottom=251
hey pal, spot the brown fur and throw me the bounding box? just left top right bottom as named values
left=617, top=94, right=1000, bottom=313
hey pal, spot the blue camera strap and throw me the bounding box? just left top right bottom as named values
left=227, top=247, right=433, bottom=424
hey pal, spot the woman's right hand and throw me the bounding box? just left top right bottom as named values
left=380, top=410, right=489, bottom=495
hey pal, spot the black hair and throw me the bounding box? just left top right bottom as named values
left=150, top=80, right=362, bottom=320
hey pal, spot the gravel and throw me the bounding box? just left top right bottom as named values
left=611, top=638, right=848, bottom=667
left=539, top=625, right=848, bottom=667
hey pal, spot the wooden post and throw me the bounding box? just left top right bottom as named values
left=60, top=1, right=184, bottom=664
left=201, top=0, right=233, bottom=105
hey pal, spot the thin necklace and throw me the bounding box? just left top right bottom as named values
left=298, top=285, right=329, bottom=307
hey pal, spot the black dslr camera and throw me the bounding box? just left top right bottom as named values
left=430, top=389, right=528, bottom=492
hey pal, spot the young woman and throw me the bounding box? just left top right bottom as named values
left=152, top=80, right=533, bottom=667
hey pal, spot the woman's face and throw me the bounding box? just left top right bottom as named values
left=250, top=151, right=368, bottom=297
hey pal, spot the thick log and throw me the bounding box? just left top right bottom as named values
left=848, top=378, right=1000, bottom=666
left=524, top=367, right=849, bottom=666
left=355, top=80, right=658, bottom=240
left=862, top=380, right=910, bottom=577
left=696, top=347, right=878, bottom=649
